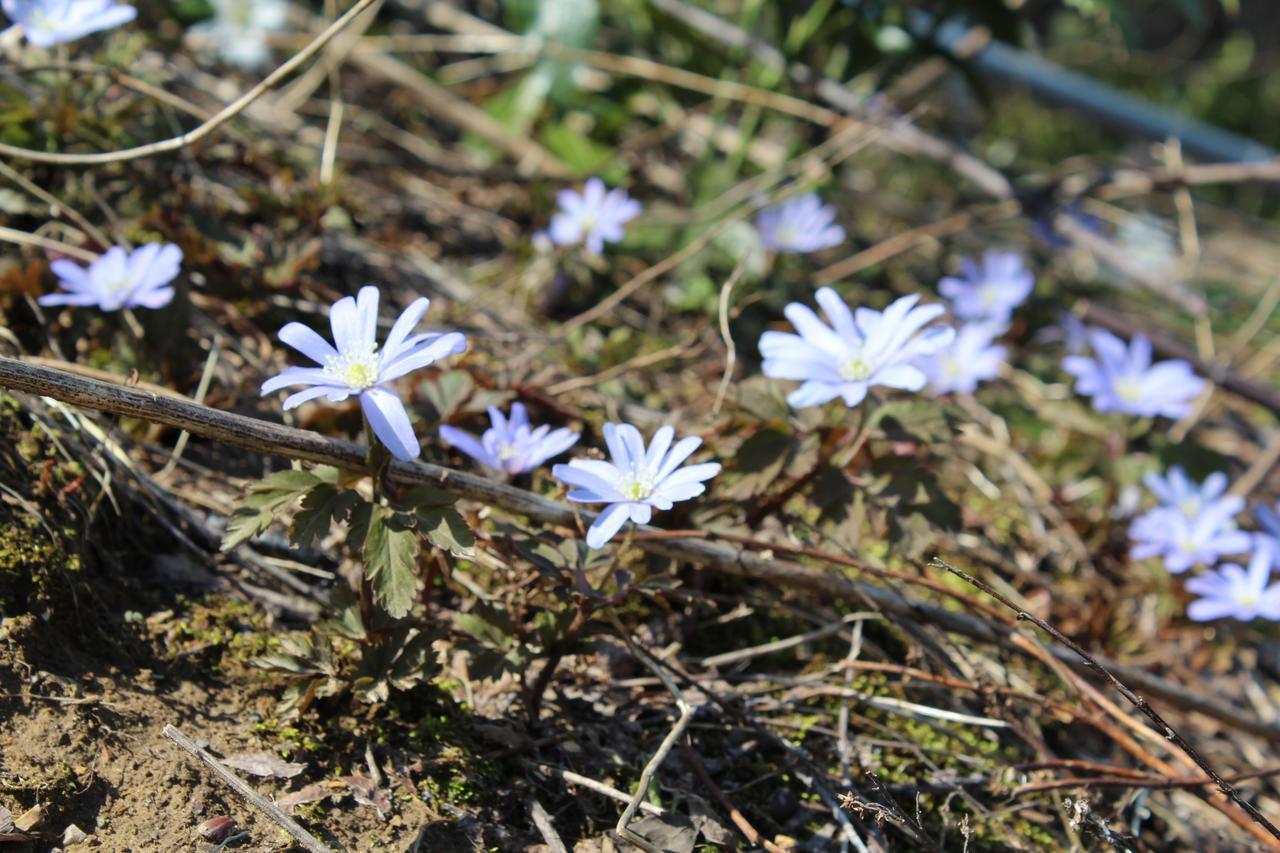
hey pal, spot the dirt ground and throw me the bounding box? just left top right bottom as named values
left=0, top=611, right=438, bottom=851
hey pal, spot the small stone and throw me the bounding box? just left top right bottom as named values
left=198, top=815, right=237, bottom=842
left=61, top=823, right=90, bottom=846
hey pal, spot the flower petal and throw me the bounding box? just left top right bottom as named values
left=585, top=503, right=631, bottom=549
left=360, top=387, right=419, bottom=461
left=279, top=322, right=339, bottom=366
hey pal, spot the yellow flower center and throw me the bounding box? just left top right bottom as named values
left=623, top=470, right=656, bottom=502
left=325, top=342, right=380, bottom=389
left=1116, top=378, right=1143, bottom=403
left=774, top=224, right=802, bottom=247
left=839, top=354, right=872, bottom=382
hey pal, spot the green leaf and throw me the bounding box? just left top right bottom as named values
left=417, top=507, right=475, bottom=557
left=363, top=507, right=421, bottom=619
left=869, top=399, right=953, bottom=444
left=291, top=484, right=362, bottom=549
left=723, top=428, right=799, bottom=500
left=419, top=370, right=473, bottom=424
left=221, top=469, right=324, bottom=551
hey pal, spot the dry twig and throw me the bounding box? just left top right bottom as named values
left=932, top=558, right=1280, bottom=844
left=162, top=725, right=333, bottom=853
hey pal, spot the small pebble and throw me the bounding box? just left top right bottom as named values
left=61, top=824, right=90, bottom=847
left=198, top=815, right=237, bottom=842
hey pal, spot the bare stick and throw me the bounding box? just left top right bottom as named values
left=711, top=257, right=748, bottom=416
left=606, top=612, right=701, bottom=852
left=1, top=356, right=1276, bottom=740
left=0, top=0, right=379, bottom=166
left=0, top=225, right=98, bottom=262
left=683, top=746, right=789, bottom=853
left=931, top=558, right=1280, bottom=843
left=162, top=724, right=333, bottom=853
left=701, top=611, right=880, bottom=668
left=529, top=799, right=568, bottom=853
left=526, top=764, right=665, bottom=816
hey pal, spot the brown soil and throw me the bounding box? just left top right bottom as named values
left=0, top=614, right=456, bottom=851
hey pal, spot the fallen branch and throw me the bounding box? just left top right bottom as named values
left=932, top=558, right=1280, bottom=844
left=607, top=612, right=701, bottom=852
left=1012, top=765, right=1280, bottom=797
left=162, top=724, right=333, bottom=853
left=1, top=356, right=1277, bottom=743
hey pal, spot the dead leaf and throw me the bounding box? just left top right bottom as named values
left=342, top=774, right=391, bottom=820
left=221, top=751, right=306, bottom=779
left=625, top=815, right=698, bottom=853
left=687, top=795, right=733, bottom=846
left=13, top=806, right=43, bottom=833
left=277, top=782, right=340, bottom=813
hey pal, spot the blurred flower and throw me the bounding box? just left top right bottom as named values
left=759, top=289, right=953, bottom=409
left=2, top=0, right=134, bottom=46
left=1255, top=501, right=1280, bottom=551
left=1185, top=540, right=1280, bottom=622
left=440, top=402, right=578, bottom=476
left=938, top=251, right=1034, bottom=323
left=1114, top=215, right=1178, bottom=281
left=39, top=243, right=182, bottom=312
left=548, top=178, right=641, bottom=255
left=921, top=321, right=1006, bottom=396
left=1055, top=311, right=1091, bottom=355
left=191, top=0, right=288, bottom=70
left=1143, top=466, right=1235, bottom=521
left=1130, top=498, right=1250, bottom=574
left=1062, top=328, right=1203, bottom=419
left=552, top=423, right=720, bottom=548
left=754, top=193, right=844, bottom=254
left=261, top=286, right=467, bottom=461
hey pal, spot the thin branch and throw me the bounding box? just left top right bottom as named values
left=711, top=257, right=748, bottom=416
left=700, top=611, right=880, bottom=669
left=1013, top=765, right=1280, bottom=797
left=162, top=725, right=332, bottom=853
left=932, top=557, right=1280, bottom=843
left=525, top=763, right=665, bottom=817
left=0, top=0, right=379, bottom=166
left=0, top=226, right=99, bottom=262
left=528, top=798, right=568, bottom=853
left=606, top=612, right=701, bottom=852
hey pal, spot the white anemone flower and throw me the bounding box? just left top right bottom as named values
left=553, top=423, right=720, bottom=548
left=2, top=0, right=135, bottom=47
left=39, top=243, right=182, bottom=312
left=261, top=286, right=467, bottom=461
left=759, top=289, right=954, bottom=409
left=190, top=0, right=288, bottom=70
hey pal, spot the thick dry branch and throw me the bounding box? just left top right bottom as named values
left=1, top=355, right=1277, bottom=743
